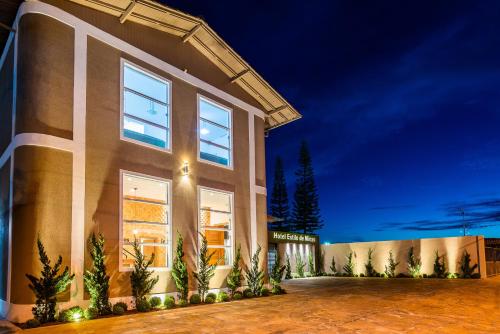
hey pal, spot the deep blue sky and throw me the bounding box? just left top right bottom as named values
left=164, top=0, right=500, bottom=242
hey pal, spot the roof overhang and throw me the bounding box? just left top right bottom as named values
left=68, top=0, right=301, bottom=130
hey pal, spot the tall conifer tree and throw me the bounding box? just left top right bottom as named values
left=291, top=141, right=323, bottom=233
left=270, top=156, right=291, bottom=231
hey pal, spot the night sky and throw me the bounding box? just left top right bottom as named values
left=163, top=0, right=500, bottom=243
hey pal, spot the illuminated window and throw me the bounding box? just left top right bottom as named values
left=122, top=62, right=170, bottom=150
left=198, top=97, right=232, bottom=167
left=121, top=172, right=171, bottom=269
left=198, top=188, right=233, bottom=266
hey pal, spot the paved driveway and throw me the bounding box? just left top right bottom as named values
left=25, top=277, right=500, bottom=333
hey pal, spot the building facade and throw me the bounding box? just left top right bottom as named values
left=0, top=0, right=300, bottom=321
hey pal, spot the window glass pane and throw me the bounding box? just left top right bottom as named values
left=200, top=211, right=231, bottom=229
left=200, top=141, right=230, bottom=166
left=200, top=119, right=229, bottom=148
left=124, top=90, right=168, bottom=126
left=124, top=65, right=168, bottom=102
left=207, top=248, right=230, bottom=266
left=124, top=116, right=168, bottom=149
left=200, top=99, right=229, bottom=128
left=122, top=174, right=169, bottom=268
left=204, top=229, right=231, bottom=247
left=199, top=189, right=231, bottom=212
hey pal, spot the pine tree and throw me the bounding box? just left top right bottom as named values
left=291, top=141, right=323, bottom=233
left=84, top=233, right=111, bottom=315
left=226, top=244, right=242, bottom=296
left=343, top=252, right=355, bottom=276
left=194, top=233, right=218, bottom=301
left=130, top=239, right=159, bottom=304
left=365, top=248, right=377, bottom=277
left=171, top=232, right=189, bottom=302
left=270, top=156, right=291, bottom=231
left=26, top=238, right=74, bottom=323
left=384, top=250, right=399, bottom=278
left=407, top=246, right=422, bottom=278
left=245, top=245, right=264, bottom=296
left=459, top=250, right=478, bottom=278
left=269, top=252, right=286, bottom=291
left=285, top=253, right=292, bottom=279
left=433, top=250, right=446, bottom=278
left=330, top=255, right=337, bottom=275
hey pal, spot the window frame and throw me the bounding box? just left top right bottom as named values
left=197, top=185, right=235, bottom=269
left=120, top=58, right=173, bottom=153
left=197, top=94, right=233, bottom=170
left=119, top=169, right=173, bottom=272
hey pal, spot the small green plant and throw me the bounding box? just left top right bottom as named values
left=227, top=245, right=243, bottom=297
left=343, top=252, right=355, bottom=276
left=112, top=304, right=125, bottom=315
left=164, top=296, right=175, bottom=309
left=58, top=306, right=84, bottom=322
left=269, top=251, right=286, bottom=291
left=330, top=255, right=337, bottom=275
left=26, top=238, right=74, bottom=323
left=233, top=291, right=243, bottom=300
left=243, top=288, right=254, bottom=298
left=194, top=233, right=219, bottom=301
left=260, top=287, right=270, bottom=296
left=459, top=250, right=478, bottom=278
left=206, top=292, right=216, bottom=300
left=135, top=299, right=151, bottom=312
left=285, top=253, right=292, bottom=279
left=190, top=293, right=201, bottom=304
left=246, top=245, right=265, bottom=296
left=26, top=319, right=40, bottom=328
left=317, top=250, right=325, bottom=276
left=172, top=232, right=189, bottom=303
left=384, top=251, right=399, bottom=278
left=149, top=296, right=162, bottom=308
left=84, top=307, right=98, bottom=320
left=295, top=253, right=306, bottom=278
left=177, top=299, right=188, bottom=307
left=130, top=239, right=159, bottom=307
left=433, top=250, right=447, bottom=278
left=204, top=295, right=215, bottom=304
left=217, top=291, right=230, bottom=302
left=84, top=233, right=111, bottom=315
left=271, top=285, right=285, bottom=295
left=113, top=301, right=128, bottom=312
left=407, top=247, right=422, bottom=278
left=307, top=252, right=315, bottom=275
left=447, top=272, right=458, bottom=279
left=365, top=248, right=377, bottom=277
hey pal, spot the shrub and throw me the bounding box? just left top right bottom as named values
left=227, top=245, right=243, bottom=297
left=84, top=307, right=98, bottom=320
left=114, top=301, right=128, bottom=312
left=59, top=306, right=84, bottom=322
left=243, top=288, right=254, bottom=298
left=471, top=273, right=480, bottom=279
left=422, top=274, right=428, bottom=278
left=317, top=250, right=325, bottom=276
left=112, top=304, right=125, bottom=315
left=271, top=285, right=285, bottom=295
left=26, top=319, right=40, bottom=328
left=396, top=273, right=409, bottom=278
left=217, top=291, right=230, bottom=302
left=365, top=248, right=377, bottom=277
left=164, top=296, right=175, bottom=309
left=359, top=273, right=365, bottom=277
left=246, top=245, right=264, bottom=296
left=285, top=254, right=292, bottom=279
left=205, top=296, right=215, bottom=304
left=343, top=252, right=356, bottom=276
left=295, top=253, right=306, bottom=278
left=130, top=239, right=159, bottom=307
left=189, top=294, right=201, bottom=305
left=447, top=272, right=457, bottom=279
left=459, top=251, right=478, bottom=278
left=260, top=287, right=270, bottom=296
left=206, top=292, right=216, bottom=300
left=177, top=299, right=188, bottom=307
left=84, top=233, right=111, bottom=315
left=433, top=251, right=447, bottom=278
left=172, top=232, right=189, bottom=303
left=307, top=252, right=315, bottom=276
left=384, top=251, right=399, bottom=278
left=194, top=233, right=219, bottom=302
left=269, top=252, right=286, bottom=292
left=330, top=255, right=337, bottom=275
left=149, top=296, right=162, bottom=308
left=233, top=291, right=243, bottom=300
left=26, top=238, right=74, bottom=323
left=407, top=247, right=422, bottom=278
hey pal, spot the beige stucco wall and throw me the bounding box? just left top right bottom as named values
left=321, top=236, right=487, bottom=278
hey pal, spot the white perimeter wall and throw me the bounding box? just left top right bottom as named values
left=321, top=235, right=487, bottom=278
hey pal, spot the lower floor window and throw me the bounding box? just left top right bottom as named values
left=121, top=172, right=170, bottom=269
left=199, top=187, right=233, bottom=266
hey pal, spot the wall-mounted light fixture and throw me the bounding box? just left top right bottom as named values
left=182, top=161, right=189, bottom=176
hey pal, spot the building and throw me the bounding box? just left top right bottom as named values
left=0, top=0, right=300, bottom=321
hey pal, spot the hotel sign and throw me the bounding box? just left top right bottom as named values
left=269, top=231, right=318, bottom=245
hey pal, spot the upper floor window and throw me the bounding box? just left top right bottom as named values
left=198, top=96, right=232, bottom=167
left=122, top=61, right=171, bottom=150
left=121, top=172, right=171, bottom=270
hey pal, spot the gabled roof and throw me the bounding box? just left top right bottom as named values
left=68, top=0, right=301, bottom=129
